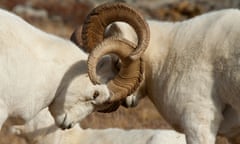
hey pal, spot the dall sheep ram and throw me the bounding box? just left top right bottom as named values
left=84, top=3, right=240, bottom=144
left=10, top=108, right=186, bottom=144
left=0, top=2, right=150, bottom=131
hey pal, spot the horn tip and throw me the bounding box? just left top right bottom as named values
left=92, top=80, right=101, bottom=85
left=108, top=97, right=117, bottom=103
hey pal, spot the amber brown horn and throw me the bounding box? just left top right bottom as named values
left=82, top=2, right=150, bottom=59
left=88, top=37, right=144, bottom=102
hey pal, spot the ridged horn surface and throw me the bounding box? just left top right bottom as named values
left=82, top=2, right=150, bottom=59
left=88, top=37, right=144, bottom=102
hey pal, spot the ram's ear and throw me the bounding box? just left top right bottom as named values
left=70, top=23, right=126, bottom=52
left=105, top=23, right=123, bottom=38
left=105, top=22, right=138, bottom=45
left=96, top=55, right=121, bottom=83
left=70, top=25, right=85, bottom=51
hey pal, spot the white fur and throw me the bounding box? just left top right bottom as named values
left=10, top=108, right=186, bottom=144
left=113, top=9, right=240, bottom=144
left=0, top=8, right=114, bottom=130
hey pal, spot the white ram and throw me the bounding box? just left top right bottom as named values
left=10, top=108, right=186, bottom=144
left=86, top=6, right=240, bottom=144
left=0, top=2, right=150, bottom=131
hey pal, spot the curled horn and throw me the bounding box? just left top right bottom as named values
left=88, top=37, right=144, bottom=102
left=82, top=2, right=150, bottom=60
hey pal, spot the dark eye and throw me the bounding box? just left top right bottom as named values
left=93, top=91, right=100, bottom=99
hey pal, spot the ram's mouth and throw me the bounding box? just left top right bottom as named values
left=59, top=114, right=74, bottom=130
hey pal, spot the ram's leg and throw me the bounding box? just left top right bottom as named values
left=0, top=100, right=8, bottom=130
left=171, top=70, right=224, bottom=144
left=181, top=103, right=222, bottom=144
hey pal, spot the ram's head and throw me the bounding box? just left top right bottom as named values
left=71, top=2, right=149, bottom=112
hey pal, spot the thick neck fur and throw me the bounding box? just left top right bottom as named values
left=142, top=21, right=176, bottom=98
left=111, top=20, right=176, bottom=103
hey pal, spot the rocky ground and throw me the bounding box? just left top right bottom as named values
left=0, top=0, right=239, bottom=143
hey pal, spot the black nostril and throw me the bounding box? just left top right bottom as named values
left=67, top=122, right=74, bottom=129
left=59, top=114, right=68, bottom=130
left=93, top=91, right=100, bottom=99
left=67, top=124, right=72, bottom=129
left=60, top=125, right=66, bottom=130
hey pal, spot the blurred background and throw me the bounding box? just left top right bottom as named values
left=0, top=0, right=239, bottom=143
